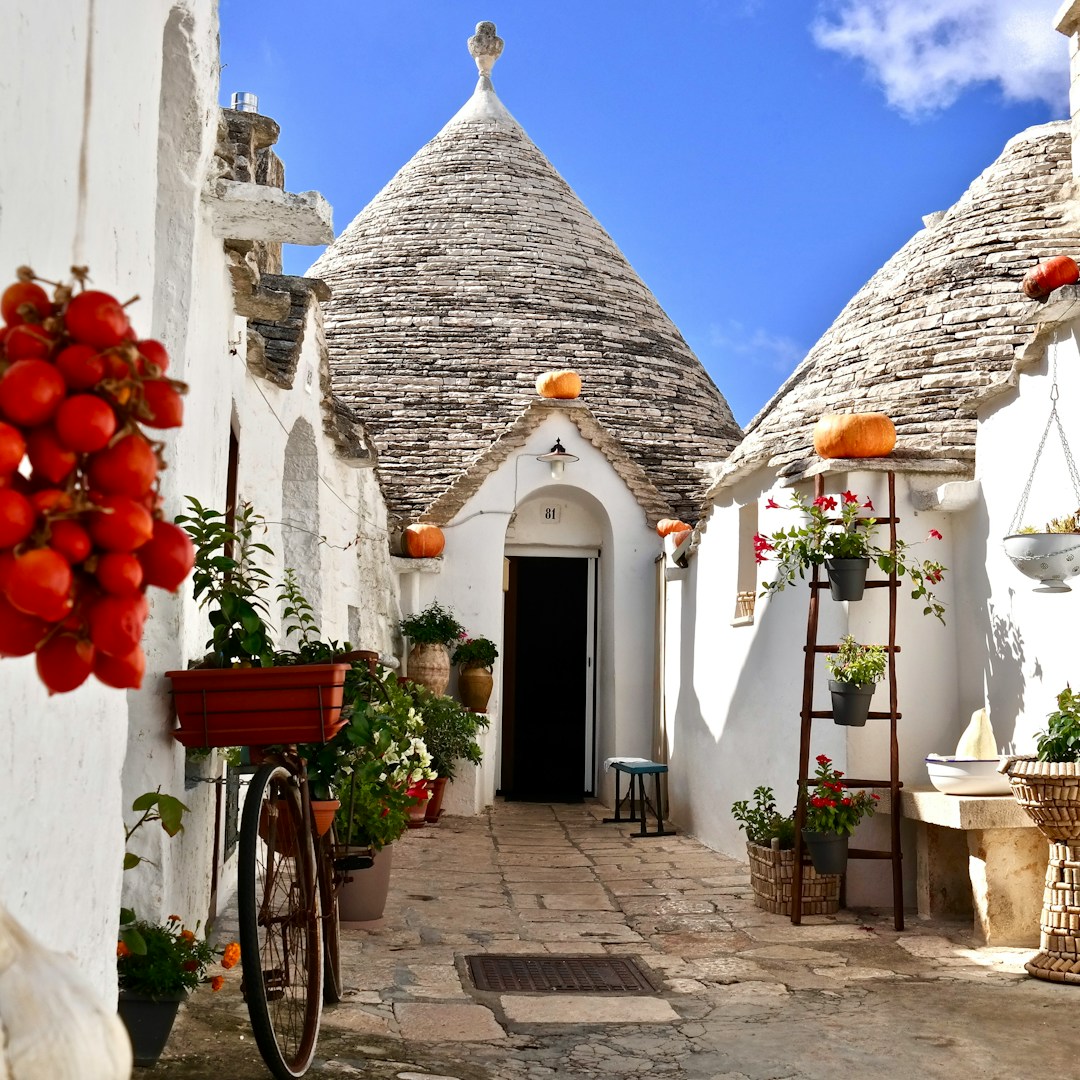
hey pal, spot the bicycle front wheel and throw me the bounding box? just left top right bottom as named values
left=238, top=764, right=323, bottom=1078
left=318, top=826, right=342, bottom=1004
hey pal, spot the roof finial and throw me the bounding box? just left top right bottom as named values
left=468, top=21, right=503, bottom=79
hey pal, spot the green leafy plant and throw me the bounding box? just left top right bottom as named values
left=405, top=682, right=489, bottom=782
left=755, top=490, right=947, bottom=622
left=451, top=635, right=498, bottom=668
left=825, top=635, right=888, bottom=686
left=275, top=567, right=349, bottom=665
left=731, top=786, right=795, bottom=849
left=175, top=498, right=275, bottom=667
left=804, top=755, right=880, bottom=836
left=399, top=601, right=465, bottom=646
left=1036, top=686, right=1080, bottom=763
left=1020, top=511, right=1080, bottom=534
left=117, top=916, right=239, bottom=997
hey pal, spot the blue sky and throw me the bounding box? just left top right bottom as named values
left=219, top=1, right=1066, bottom=426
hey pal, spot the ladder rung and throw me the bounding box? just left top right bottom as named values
left=809, top=580, right=898, bottom=589
left=797, top=778, right=903, bottom=789
left=806, top=645, right=901, bottom=654
left=847, top=848, right=899, bottom=860
left=808, top=710, right=902, bottom=720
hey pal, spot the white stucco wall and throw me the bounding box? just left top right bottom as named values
left=0, top=1, right=399, bottom=1001
left=665, top=467, right=956, bottom=904
left=400, top=412, right=661, bottom=812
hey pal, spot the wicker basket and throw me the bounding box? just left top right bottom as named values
left=746, top=840, right=840, bottom=916
left=1001, top=757, right=1080, bottom=983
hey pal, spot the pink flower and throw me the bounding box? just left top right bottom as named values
left=928, top=529, right=942, bottom=540
left=765, top=497, right=780, bottom=509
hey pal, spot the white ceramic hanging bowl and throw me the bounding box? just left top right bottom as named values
left=1003, top=533, right=1080, bottom=592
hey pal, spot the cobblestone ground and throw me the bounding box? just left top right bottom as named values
left=154, top=801, right=1075, bottom=1079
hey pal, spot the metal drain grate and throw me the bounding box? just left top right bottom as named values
left=465, top=955, right=656, bottom=994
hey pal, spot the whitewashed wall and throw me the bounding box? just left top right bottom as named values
left=0, top=1, right=399, bottom=1001
left=401, top=412, right=661, bottom=812
left=665, top=467, right=956, bottom=904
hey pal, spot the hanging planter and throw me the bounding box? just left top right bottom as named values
left=1004, top=532, right=1080, bottom=593
left=801, top=831, right=849, bottom=875
left=824, top=558, right=869, bottom=601
left=825, top=636, right=887, bottom=726
left=828, top=680, right=875, bottom=727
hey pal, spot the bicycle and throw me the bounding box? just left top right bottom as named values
left=237, top=745, right=343, bottom=1079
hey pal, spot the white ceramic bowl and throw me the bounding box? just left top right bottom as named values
left=924, top=756, right=1012, bottom=796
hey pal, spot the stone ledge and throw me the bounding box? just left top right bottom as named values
left=391, top=555, right=443, bottom=574
left=900, top=787, right=1035, bottom=830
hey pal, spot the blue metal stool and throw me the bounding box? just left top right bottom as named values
left=603, top=758, right=676, bottom=838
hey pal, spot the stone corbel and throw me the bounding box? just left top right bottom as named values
left=209, top=180, right=334, bottom=245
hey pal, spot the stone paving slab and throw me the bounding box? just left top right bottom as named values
left=500, top=994, right=681, bottom=1025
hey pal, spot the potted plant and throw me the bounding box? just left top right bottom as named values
left=824, top=635, right=888, bottom=727
left=1004, top=510, right=1080, bottom=593
left=731, top=786, right=839, bottom=915
left=399, top=601, right=464, bottom=695
left=1001, top=686, right=1080, bottom=982
left=801, top=754, right=880, bottom=875
left=755, top=490, right=947, bottom=620
left=166, top=500, right=349, bottom=749
left=405, top=681, right=490, bottom=821
left=451, top=634, right=499, bottom=712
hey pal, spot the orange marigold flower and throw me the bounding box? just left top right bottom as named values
left=221, top=942, right=241, bottom=970
left=180, top=929, right=195, bottom=944
left=210, top=975, right=225, bottom=992
left=167, top=914, right=181, bottom=922
left=117, top=941, right=131, bottom=958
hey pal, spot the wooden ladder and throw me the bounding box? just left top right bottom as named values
left=790, top=471, right=904, bottom=929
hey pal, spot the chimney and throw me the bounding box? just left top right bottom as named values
left=1057, top=1, right=1080, bottom=178
left=230, top=91, right=259, bottom=114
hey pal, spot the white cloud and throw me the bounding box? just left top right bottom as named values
left=813, top=0, right=1067, bottom=116
left=709, top=321, right=806, bottom=375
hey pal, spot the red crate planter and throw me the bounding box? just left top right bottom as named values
left=166, top=664, right=349, bottom=748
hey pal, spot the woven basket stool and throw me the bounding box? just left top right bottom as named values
left=1002, top=757, right=1080, bottom=983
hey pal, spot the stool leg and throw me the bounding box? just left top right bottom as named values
left=612, top=769, right=622, bottom=822
left=653, top=774, right=666, bottom=834
left=638, top=774, right=648, bottom=837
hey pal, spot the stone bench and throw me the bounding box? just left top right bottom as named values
left=900, top=788, right=1044, bottom=946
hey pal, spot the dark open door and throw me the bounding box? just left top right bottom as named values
left=501, top=556, right=589, bottom=802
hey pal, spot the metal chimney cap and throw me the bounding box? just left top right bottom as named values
left=231, top=91, right=259, bottom=113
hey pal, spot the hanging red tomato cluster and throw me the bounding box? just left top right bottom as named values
left=0, top=267, right=195, bottom=694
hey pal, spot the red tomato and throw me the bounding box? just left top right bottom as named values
left=135, top=339, right=170, bottom=375
left=96, top=551, right=144, bottom=595
left=1, top=281, right=51, bottom=326
left=35, top=633, right=95, bottom=694
left=28, top=488, right=72, bottom=517
left=55, top=343, right=107, bottom=390
left=0, top=594, right=49, bottom=656
left=137, top=519, right=195, bottom=591
left=54, top=394, right=117, bottom=453
left=25, top=426, right=77, bottom=484
left=0, top=422, right=25, bottom=475
left=0, top=359, right=66, bottom=426
left=139, top=379, right=183, bottom=428
left=0, top=488, right=35, bottom=548
left=4, top=323, right=55, bottom=360
left=48, top=519, right=93, bottom=563
left=86, top=494, right=153, bottom=552
left=86, top=433, right=158, bottom=497
left=94, top=643, right=145, bottom=689
left=87, top=593, right=146, bottom=657
left=64, top=290, right=130, bottom=348
left=5, top=547, right=73, bottom=621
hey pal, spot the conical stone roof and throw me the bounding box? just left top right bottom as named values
left=713, top=121, right=1080, bottom=490
left=310, top=24, right=741, bottom=526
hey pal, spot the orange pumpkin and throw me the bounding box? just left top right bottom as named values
left=535, top=370, right=582, bottom=399
left=1022, top=256, right=1079, bottom=301
left=403, top=523, right=445, bottom=558
left=671, top=528, right=692, bottom=548
left=812, top=413, right=896, bottom=460
left=656, top=518, right=691, bottom=537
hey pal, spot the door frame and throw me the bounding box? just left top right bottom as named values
left=502, top=545, right=599, bottom=797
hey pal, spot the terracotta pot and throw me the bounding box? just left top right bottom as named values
left=310, top=798, right=340, bottom=837
left=458, top=664, right=493, bottom=712
left=407, top=643, right=450, bottom=695
left=406, top=781, right=431, bottom=828
left=338, top=843, right=394, bottom=924
left=117, top=990, right=186, bottom=1067
left=166, top=664, right=349, bottom=748
left=425, top=776, right=448, bottom=823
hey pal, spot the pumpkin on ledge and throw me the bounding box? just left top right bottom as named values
left=812, top=412, right=896, bottom=460
left=403, top=523, right=445, bottom=558
left=535, top=370, right=582, bottom=399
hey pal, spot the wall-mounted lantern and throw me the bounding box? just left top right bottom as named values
left=536, top=438, right=578, bottom=479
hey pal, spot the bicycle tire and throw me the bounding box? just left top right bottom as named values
left=318, top=826, right=343, bottom=1004
left=238, top=764, right=323, bottom=1079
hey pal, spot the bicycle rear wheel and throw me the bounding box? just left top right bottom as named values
left=238, top=764, right=323, bottom=1078
left=318, top=827, right=343, bottom=1004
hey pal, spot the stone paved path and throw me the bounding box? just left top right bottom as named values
left=156, top=800, right=1077, bottom=1079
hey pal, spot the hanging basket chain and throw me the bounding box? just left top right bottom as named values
left=1008, top=348, right=1080, bottom=537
